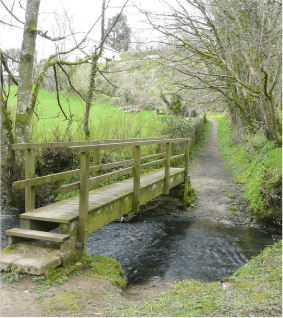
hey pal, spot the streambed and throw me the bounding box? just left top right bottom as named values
left=1, top=207, right=275, bottom=287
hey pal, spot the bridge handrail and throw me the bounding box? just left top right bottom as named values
left=12, top=152, right=166, bottom=190
left=66, top=138, right=189, bottom=152
left=60, top=154, right=185, bottom=194
left=59, top=155, right=171, bottom=194
left=10, top=137, right=165, bottom=150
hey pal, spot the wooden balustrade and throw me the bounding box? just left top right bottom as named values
left=12, top=137, right=190, bottom=244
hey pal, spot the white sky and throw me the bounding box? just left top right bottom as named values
left=1, top=0, right=170, bottom=61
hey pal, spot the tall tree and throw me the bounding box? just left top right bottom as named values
left=105, top=13, right=131, bottom=52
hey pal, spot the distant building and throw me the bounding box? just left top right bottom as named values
left=66, top=40, right=121, bottom=63
left=145, top=55, right=160, bottom=59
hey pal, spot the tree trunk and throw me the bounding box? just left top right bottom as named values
left=84, top=55, right=98, bottom=140
left=83, top=0, right=106, bottom=140
left=260, top=93, right=282, bottom=145
left=15, top=0, right=41, bottom=143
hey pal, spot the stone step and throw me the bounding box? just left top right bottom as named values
left=1, top=243, right=63, bottom=275
left=6, top=228, right=70, bottom=245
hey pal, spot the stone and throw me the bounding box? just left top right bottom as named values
left=1, top=253, right=22, bottom=271
left=12, top=255, right=61, bottom=275
left=1, top=242, right=67, bottom=275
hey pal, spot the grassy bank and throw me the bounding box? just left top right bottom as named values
left=208, top=113, right=282, bottom=223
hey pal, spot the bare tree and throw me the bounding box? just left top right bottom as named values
left=140, top=0, right=282, bottom=144
left=83, top=0, right=129, bottom=139
left=0, top=0, right=103, bottom=203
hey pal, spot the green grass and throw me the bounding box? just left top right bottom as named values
left=208, top=113, right=282, bottom=221
left=7, top=86, right=164, bottom=143
left=107, top=241, right=282, bottom=317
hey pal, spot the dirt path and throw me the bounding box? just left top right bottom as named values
left=183, top=120, right=251, bottom=225
left=1, top=119, right=252, bottom=317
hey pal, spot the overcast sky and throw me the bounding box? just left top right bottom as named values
left=1, top=0, right=170, bottom=61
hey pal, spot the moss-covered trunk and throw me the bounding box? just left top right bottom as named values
left=83, top=0, right=106, bottom=140
left=15, top=0, right=41, bottom=143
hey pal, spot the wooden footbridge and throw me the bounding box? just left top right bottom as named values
left=3, top=137, right=191, bottom=274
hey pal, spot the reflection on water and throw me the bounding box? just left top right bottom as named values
left=1, top=207, right=275, bottom=286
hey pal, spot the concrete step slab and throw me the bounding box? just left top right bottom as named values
left=1, top=243, right=63, bottom=275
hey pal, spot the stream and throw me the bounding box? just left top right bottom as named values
left=1, top=206, right=276, bottom=287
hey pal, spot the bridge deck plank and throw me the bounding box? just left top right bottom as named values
left=20, top=168, right=182, bottom=224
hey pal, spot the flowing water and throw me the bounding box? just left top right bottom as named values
left=1, top=206, right=275, bottom=287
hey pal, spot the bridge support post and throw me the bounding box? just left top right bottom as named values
left=79, top=151, right=90, bottom=247
left=164, top=142, right=171, bottom=194
left=25, top=148, right=35, bottom=212
left=133, top=145, right=141, bottom=213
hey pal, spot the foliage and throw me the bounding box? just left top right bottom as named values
left=160, top=93, right=182, bottom=115
left=170, top=94, right=182, bottom=115
left=104, top=13, right=131, bottom=52
left=162, top=116, right=196, bottom=139
left=2, top=266, right=21, bottom=283
left=144, top=0, right=282, bottom=144
left=210, top=113, right=282, bottom=222
left=1, top=156, right=25, bottom=208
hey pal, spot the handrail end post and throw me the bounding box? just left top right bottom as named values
left=133, top=145, right=141, bottom=214
left=78, top=151, right=90, bottom=246
left=164, top=142, right=171, bottom=195
left=25, top=148, right=35, bottom=212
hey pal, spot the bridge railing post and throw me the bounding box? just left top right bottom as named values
left=92, top=150, right=100, bottom=189
left=183, top=140, right=190, bottom=209
left=133, top=145, right=141, bottom=214
left=79, top=151, right=90, bottom=246
left=184, top=140, right=190, bottom=179
left=25, top=148, right=35, bottom=212
left=164, top=142, right=171, bottom=194
left=157, top=143, right=163, bottom=154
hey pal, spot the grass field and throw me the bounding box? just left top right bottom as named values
left=7, top=86, right=164, bottom=143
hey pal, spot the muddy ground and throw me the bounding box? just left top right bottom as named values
left=1, top=120, right=258, bottom=317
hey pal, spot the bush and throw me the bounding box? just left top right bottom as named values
left=162, top=114, right=206, bottom=156
left=1, top=147, right=79, bottom=209
left=1, top=156, right=25, bottom=209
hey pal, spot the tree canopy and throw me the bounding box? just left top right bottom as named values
left=142, top=0, right=282, bottom=144
left=105, top=13, right=131, bottom=52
